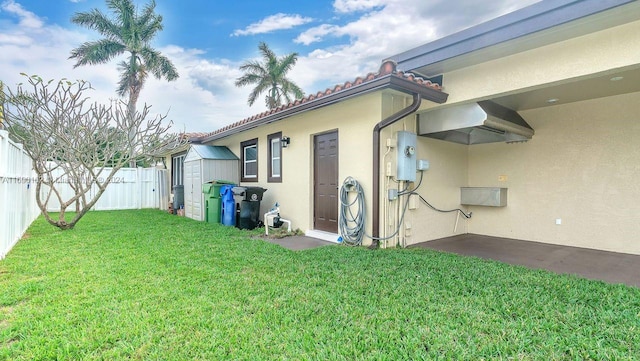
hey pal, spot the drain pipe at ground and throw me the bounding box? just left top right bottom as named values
left=371, top=93, right=422, bottom=249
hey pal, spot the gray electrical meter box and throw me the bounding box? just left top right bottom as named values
left=396, top=131, right=417, bottom=182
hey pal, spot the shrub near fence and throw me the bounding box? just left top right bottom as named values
left=0, top=129, right=40, bottom=259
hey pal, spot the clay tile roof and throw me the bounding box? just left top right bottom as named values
left=199, top=59, right=442, bottom=140
left=180, top=132, right=209, bottom=140
left=380, top=60, right=395, bottom=75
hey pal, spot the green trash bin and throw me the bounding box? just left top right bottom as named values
left=203, top=180, right=235, bottom=224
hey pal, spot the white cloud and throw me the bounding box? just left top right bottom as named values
left=232, top=13, right=313, bottom=36
left=138, top=46, right=268, bottom=132
left=295, top=24, right=339, bottom=46
left=1, top=0, right=44, bottom=28
left=290, top=0, right=540, bottom=92
left=0, top=33, right=31, bottom=45
left=333, top=0, right=386, bottom=13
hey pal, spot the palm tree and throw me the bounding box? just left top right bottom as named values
left=69, top=0, right=178, bottom=117
left=235, top=42, right=304, bottom=109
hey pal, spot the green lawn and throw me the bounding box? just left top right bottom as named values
left=1, top=210, right=639, bottom=360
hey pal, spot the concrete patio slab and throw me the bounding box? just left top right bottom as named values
left=409, top=234, right=640, bottom=288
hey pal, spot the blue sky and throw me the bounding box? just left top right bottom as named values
left=0, top=0, right=538, bottom=132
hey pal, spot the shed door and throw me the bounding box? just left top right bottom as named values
left=184, top=161, right=203, bottom=221
left=313, top=130, right=339, bottom=233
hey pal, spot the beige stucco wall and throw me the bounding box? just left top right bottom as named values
left=390, top=18, right=640, bottom=254
left=209, top=92, right=390, bottom=240
left=377, top=114, right=469, bottom=248
left=465, top=91, right=640, bottom=254
left=396, top=91, right=640, bottom=255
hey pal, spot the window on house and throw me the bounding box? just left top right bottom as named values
left=268, top=132, right=282, bottom=183
left=241, top=138, right=258, bottom=182
left=171, top=153, right=185, bottom=187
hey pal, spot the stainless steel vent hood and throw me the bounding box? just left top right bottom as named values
left=418, top=100, right=534, bottom=144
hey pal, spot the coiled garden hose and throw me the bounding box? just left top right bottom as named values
left=339, top=174, right=472, bottom=247
left=339, top=177, right=366, bottom=246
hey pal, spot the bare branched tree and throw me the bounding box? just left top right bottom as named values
left=2, top=75, right=185, bottom=230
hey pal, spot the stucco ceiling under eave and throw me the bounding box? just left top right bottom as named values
left=491, top=65, right=640, bottom=111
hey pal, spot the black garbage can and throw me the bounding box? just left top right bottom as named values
left=172, top=185, right=184, bottom=214
left=235, top=186, right=267, bottom=230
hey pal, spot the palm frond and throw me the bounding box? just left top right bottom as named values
left=258, top=42, right=276, bottom=63
left=70, top=9, right=120, bottom=39
left=277, top=53, right=299, bottom=76
left=137, top=2, right=163, bottom=43
left=116, top=57, right=147, bottom=98
left=236, top=42, right=303, bottom=109
left=140, top=47, right=178, bottom=80
left=69, top=39, right=126, bottom=67
left=238, top=61, right=267, bottom=74
left=108, top=0, right=135, bottom=32
left=235, top=73, right=262, bottom=87
left=247, top=78, right=271, bottom=106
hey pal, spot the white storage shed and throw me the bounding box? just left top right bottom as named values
left=183, top=145, right=239, bottom=221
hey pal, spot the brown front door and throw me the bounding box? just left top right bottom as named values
left=313, top=130, right=339, bottom=233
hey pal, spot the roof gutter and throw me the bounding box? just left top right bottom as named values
left=371, top=88, right=448, bottom=248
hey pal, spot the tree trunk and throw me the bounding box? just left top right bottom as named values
left=128, top=89, right=138, bottom=168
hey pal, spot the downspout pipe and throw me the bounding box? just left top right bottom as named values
left=371, top=93, right=422, bottom=248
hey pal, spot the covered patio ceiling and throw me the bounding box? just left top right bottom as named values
left=491, top=65, right=640, bottom=111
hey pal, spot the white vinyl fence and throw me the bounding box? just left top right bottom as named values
left=0, top=129, right=40, bottom=259
left=1, top=128, right=169, bottom=259
left=42, top=166, right=169, bottom=212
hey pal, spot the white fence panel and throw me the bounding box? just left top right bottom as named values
left=43, top=166, right=167, bottom=212
left=0, top=130, right=40, bottom=259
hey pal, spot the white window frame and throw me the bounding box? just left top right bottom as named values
left=270, top=137, right=281, bottom=178
left=241, top=138, right=258, bottom=182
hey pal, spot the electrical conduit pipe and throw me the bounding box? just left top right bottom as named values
left=371, top=93, right=422, bottom=248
